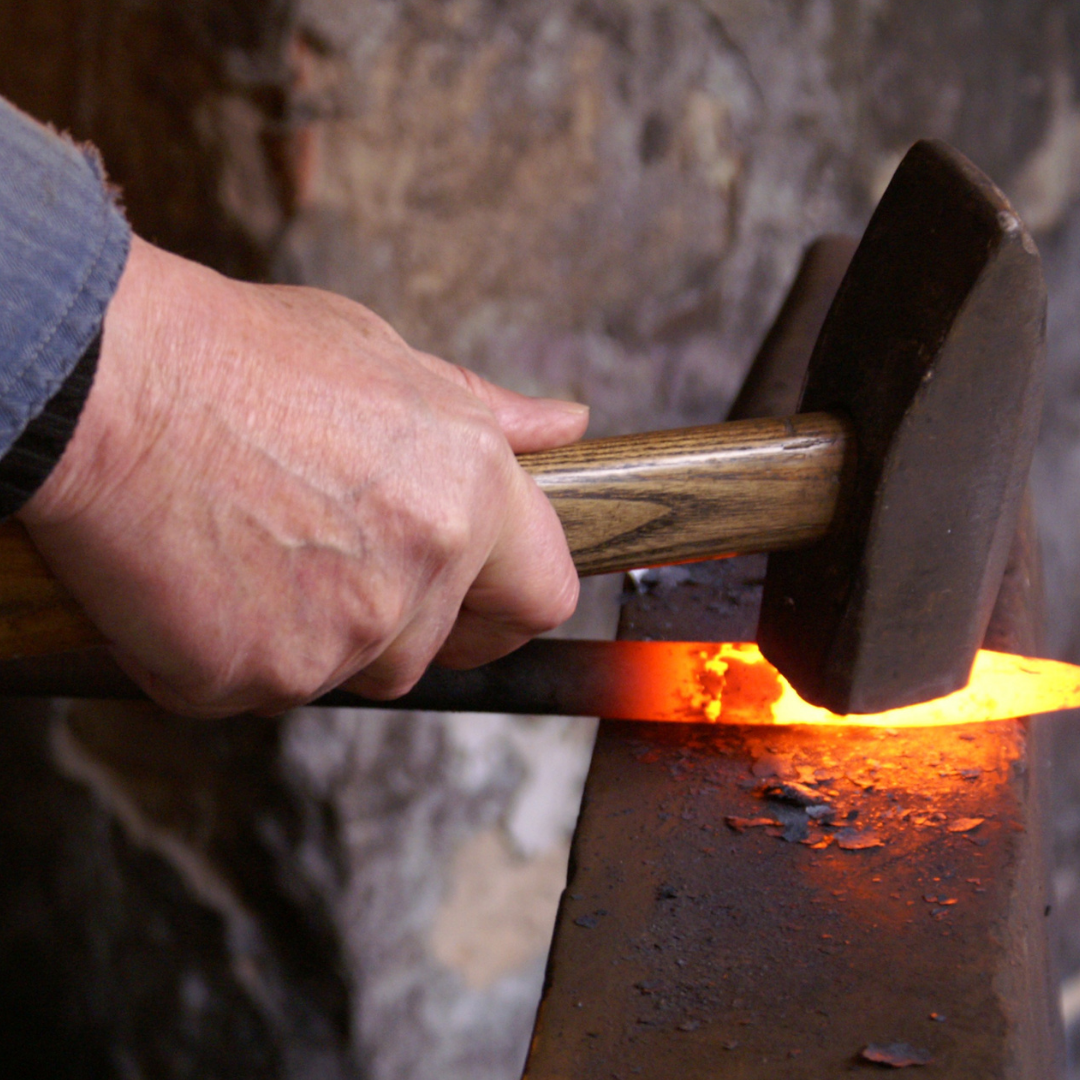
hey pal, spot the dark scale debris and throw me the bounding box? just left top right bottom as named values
left=946, top=816, right=984, bottom=833
left=725, top=815, right=776, bottom=832
left=759, top=780, right=827, bottom=807
left=725, top=736, right=1000, bottom=857
left=602, top=721, right=1015, bottom=1069
left=835, top=827, right=885, bottom=850
left=860, top=1042, right=934, bottom=1067
left=766, top=817, right=809, bottom=844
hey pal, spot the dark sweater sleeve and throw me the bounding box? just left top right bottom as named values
left=0, top=96, right=131, bottom=516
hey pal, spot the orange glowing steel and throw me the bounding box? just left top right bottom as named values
left=685, top=644, right=1080, bottom=727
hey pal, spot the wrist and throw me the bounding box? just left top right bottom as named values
left=18, top=235, right=159, bottom=528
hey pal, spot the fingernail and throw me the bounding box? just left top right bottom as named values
left=547, top=399, right=590, bottom=417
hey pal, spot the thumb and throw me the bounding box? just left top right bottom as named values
left=413, top=350, right=589, bottom=453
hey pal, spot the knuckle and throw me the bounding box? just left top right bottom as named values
left=452, top=363, right=487, bottom=398
left=405, top=494, right=480, bottom=577
left=280, top=669, right=329, bottom=706
left=407, top=415, right=517, bottom=573
left=354, top=662, right=426, bottom=702
left=360, top=590, right=408, bottom=647
left=452, top=365, right=506, bottom=420
left=548, top=571, right=581, bottom=626
left=263, top=673, right=329, bottom=712
left=471, top=415, right=511, bottom=468
left=419, top=504, right=472, bottom=566
left=528, top=569, right=580, bottom=634
left=375, top=674, right=423, bottom=701
left=228, top=638, right=333, bottom=711
left=163, top=658, right=237, bottom=714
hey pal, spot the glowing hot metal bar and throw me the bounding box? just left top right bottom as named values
left=671, top=643, right=1080, bottom=727
left=396, top=640, right=1078, bottom=726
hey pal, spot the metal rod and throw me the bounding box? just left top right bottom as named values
left=0, top=639, right=680, bottom=718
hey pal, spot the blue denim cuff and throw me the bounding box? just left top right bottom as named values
left=0, top=97, right=131, bottom=461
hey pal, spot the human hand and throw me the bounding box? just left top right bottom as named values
left=18, top=236, right=587, bottom=717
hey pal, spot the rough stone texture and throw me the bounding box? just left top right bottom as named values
left=278, top=699, right=600, bottom=1080
left=1036, top=198, right=1080, bottom=1077
left=0, top=0, right=292, bottom=280
left=2, top=2, right=1080, bottom=1078
left=278, top=0, right=1074, bottom=437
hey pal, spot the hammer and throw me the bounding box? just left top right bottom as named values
left=0, top=141, right=1045, bottom=715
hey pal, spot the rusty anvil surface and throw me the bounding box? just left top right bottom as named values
left=522, top=241, right=1063, bottom=1079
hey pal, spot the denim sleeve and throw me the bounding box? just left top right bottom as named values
left=0, top=97, right=130, bottom=466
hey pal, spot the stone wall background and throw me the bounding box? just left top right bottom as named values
left=3, top=2, right=1080, bottom=1078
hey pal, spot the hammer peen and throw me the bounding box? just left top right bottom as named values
left=0, top=141, right=1046, bottom=714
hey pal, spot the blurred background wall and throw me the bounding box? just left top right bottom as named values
left=1, top=2, right=1080, bottom=1078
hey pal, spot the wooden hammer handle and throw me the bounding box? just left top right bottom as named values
left=0, top=412, right=850, bottom=660
left=527, top=412, right=849, bottom=573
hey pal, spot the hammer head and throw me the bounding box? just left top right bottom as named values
left=758, top=141, right=1045, bottom=714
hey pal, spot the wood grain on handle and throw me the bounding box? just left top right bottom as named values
left=521, top=412, right=852, bottom=575
left=0, top=411, right=853, bottom=660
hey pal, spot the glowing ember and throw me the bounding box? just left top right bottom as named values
left=687, top=643, right=1080, bottom=727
